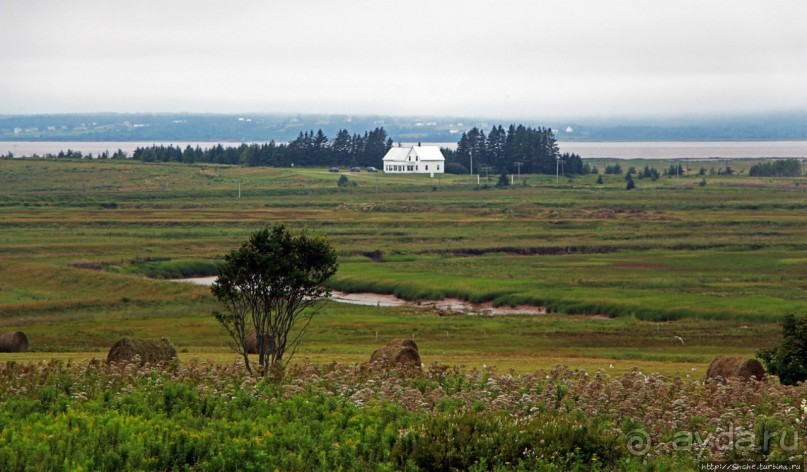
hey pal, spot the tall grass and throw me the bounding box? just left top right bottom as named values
left=1, top=158, right=804, bottom=367
left=112, top=258, right=220, bottom=279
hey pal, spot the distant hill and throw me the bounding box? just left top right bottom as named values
left=556, top=112, right=807, bottom=141
left=1, top=112, right=805, bottom=142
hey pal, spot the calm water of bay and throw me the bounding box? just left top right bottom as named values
left=1, top=140, right=806, bottom=160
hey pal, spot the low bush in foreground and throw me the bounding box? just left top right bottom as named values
left=1, top=360, right=806, bottom=470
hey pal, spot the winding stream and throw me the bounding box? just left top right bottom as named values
left=177, top=276, right=546, bottom=315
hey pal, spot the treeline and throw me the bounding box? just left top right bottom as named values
left=127, top=123, right=591, bottom=175
left=749, top=159, right=803, bottom=177
left=130, top=128, right=393, bottom=167
left=441, top=124, right=589, bottom=175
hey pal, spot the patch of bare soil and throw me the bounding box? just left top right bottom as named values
left=330, top=292, right=408, bottom=307
left=415, top=298, right=546, bottom=315
left=177, top=278, right=547, bottom=315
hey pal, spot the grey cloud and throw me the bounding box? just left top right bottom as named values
left=1, top=0, right=806, bottom=117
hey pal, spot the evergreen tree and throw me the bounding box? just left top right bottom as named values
left=749, top=159, right=802, bottom=177
left=182, top=145, right=196, bottom=163
left=486, top=125, right=507, bottom=169
left=331, top=129, right=352, bottom=166
left=456, top=127, right=487, bottom=174
left=312, top=129, right=329, bottom=164
left=360, top=127, right=389, bottom=167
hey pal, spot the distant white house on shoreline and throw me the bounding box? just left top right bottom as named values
left=382, top=144, right=445, bottom=177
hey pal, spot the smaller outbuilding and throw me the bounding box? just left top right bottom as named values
left=382, top=144, right=445, bottom=177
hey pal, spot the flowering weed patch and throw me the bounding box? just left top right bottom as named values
left=2, top=360, right=806, bottom=470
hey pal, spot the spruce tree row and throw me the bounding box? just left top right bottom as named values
left=131, top=127, right=392, bottom=167
left=441, top=124, right=590, bottom=175
left=748, top=159, right=802, bottom=177
left=129, top=123, right=596, bottom=176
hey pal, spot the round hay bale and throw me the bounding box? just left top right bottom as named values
left=0, top=331, right=29, bottom=353
left=370, top=338, right=421, bottom=367
left=706, top=356, right=765, bottom=381
left=397, top=339, right=419, bottom=351
left=376, top=338, right=418, bottom=351
left=107, top=337, right=177, bottom=364
left=246, top=332, right=275, bottom=355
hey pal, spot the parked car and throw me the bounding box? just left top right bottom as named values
left=328, top=167, right=340, bottom=173
left=350, top=167, right=361, bottom=173
left=366, top=167, right=378, bottom=172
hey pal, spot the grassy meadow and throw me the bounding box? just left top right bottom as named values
left=1, top=157, right=804, bottom=374
left=1, top=157, right=807, bottom=470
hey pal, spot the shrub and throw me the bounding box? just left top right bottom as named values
left=749, top=159, right=802, bottom=177
left=445, top=162, right=468, bottom=174
left=758, top=314, right=807, bottom=385
left=125, top=259, right=219, bottom=279
left=390, top=411, right=622, bottom=470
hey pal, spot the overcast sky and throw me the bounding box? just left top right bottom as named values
left=1, top=0, right=806, bottom=119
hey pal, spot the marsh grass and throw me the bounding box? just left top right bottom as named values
left=112, top=258, right=220, bottom=279
left=0, top=158, right=804, bottom=372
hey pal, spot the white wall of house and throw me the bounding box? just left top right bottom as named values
left=382, top=146, right=445, bottom=176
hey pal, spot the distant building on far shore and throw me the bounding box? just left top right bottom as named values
left=382, top=144, right=445, bottom=177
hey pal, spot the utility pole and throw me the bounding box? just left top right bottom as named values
left=556, top=157, right=560, bottom=184
left=514, top=161, right=523, bottom=183
left=237, top=180, right=241, bottom=199
left=470, top=149, right=474, bottom=183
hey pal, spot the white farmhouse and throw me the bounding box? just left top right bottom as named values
left=382, top=145, right=445, bottom=177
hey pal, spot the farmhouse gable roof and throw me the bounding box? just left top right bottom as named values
left=382, top=146, right=445, bottom=162
left=410, top=146, right=445, bottom=162
left=382, top=147, right=411, bottom=162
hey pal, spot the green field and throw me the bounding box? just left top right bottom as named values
left=1, top=158, right=805, bottom=374
left=2, top=157, right=807, bottom=470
